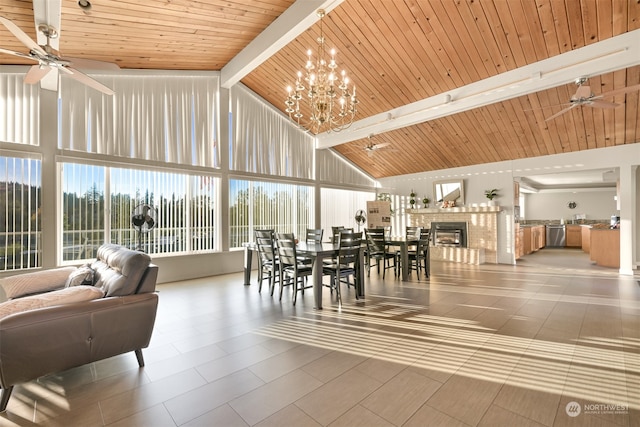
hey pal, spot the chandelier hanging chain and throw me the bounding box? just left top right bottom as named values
left=285, top=9, right=358, bottom=134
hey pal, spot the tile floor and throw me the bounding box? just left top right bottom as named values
left=1, top=248, right=639, bottom=426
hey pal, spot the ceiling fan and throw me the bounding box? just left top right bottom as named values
left=545, top=77, right=640, bottom=122
left=0, top=15, right=118, bottom=95
left=361, top=134, right=397, bottom=157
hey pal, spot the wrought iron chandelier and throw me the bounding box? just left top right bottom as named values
left=285, top=9, right=358, bottom=134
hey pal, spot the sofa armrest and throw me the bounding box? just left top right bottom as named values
left=0, top=293, right=158, bottom=388
left=0, top=267, right=77, bottom=302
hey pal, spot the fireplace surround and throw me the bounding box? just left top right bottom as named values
left=432, top=222, right=467, bottom=248
left=408, top=206, right=500, bottom=264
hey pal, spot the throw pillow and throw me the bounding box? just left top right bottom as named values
left=65, top=264, right=95, bottom=287
left=0, top=286, right=105, bottom=320
left=0, top=267, right=77, bottom=301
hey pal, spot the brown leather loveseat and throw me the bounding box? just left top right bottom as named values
left=0, top=244, right=159, bottom=412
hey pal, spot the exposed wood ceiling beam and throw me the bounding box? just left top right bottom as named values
left=220, top=0, right=343, bottom=88
left=317, top=29, right=640, bottom=150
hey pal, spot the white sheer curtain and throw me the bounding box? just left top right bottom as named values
left=60, top=73, right=219, bottom=168
left=230, top=84, right=314, bottom=179
left=317, top=149, right=377, bottom=187
left=0, top=73, right=40, bottom=146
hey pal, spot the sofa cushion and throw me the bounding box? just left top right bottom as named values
left=0, top=286, right=105, bottom=320
left=91, top=244, right=151, bottom=297
left=0, top=267, right=77, bottom=302
left=65, top=264, right=95, bottom=287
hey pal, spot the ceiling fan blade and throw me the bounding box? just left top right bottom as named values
left=597, top=84, right=640, bottom=98
left=0, top=16, right=47, bottom=57
left=24, top=64, right=52, bottom=84
left=65, top=56, right=120, bottom=71
left=545, top=104, right=578, bottom=122
left=0, top=46, right=36, bottom=61
left=588, top=100, right=619, bottom=109
left=373, top=142, right=390, bottom=150
left=40, top=67, right=59, bottom=91
left=65, top=66, right=115, bottom=95
left=573, top=85, right=592, bottom=99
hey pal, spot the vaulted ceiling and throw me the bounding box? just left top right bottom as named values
left=1, top=0, right=639, bottom=179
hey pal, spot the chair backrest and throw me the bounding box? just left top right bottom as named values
left=417, top=228, right=431, bottom=253
left=336, top=231, right=361, bottom=266
left=406, top=226, right=420, bottom=239
left=275, top=232, right=298, bottom=268
left=331, top=226, right=345, bottom=243
left=306, top=228, right=324, bottom=244
left=255, top=230, right=276, bottom=263
left=365, top=228, right=386, bottom=254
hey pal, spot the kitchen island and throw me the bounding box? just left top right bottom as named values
left=588, top=227, right=620, bottom=268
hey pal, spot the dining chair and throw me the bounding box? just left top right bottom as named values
left=396, top=226, right=420, bottom=277
left=275, top=232, right=313, bottom=305
left=306, top=228, right=324, bottom=244
left=322, top=230, right=362, bottom=307
left=254, top=229, right=278, bottom=295
left=331, top=226, right=345, bottom=243
left=364, top=228, right=396, bottom=278
left=407, top=228, right=430, bottom=279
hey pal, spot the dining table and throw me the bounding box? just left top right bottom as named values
left=243, top=241, right=365, bottom=309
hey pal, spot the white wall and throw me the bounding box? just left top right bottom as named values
left=523, top=190, right=617, bottom=222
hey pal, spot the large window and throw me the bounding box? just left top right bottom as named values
left=229, top=179, right=314, bottom=248
left=320, top=188, right=375, bottom=237
left=61, top=162, right=219, bottom=261
left=0, top=155, right=42, bottom=270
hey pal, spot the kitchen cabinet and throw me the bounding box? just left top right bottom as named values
left=590, top=229, right=620, bottom=268
left=522, top=225, right=545, bottom=255
left=566, top=225, right=582, bottom=247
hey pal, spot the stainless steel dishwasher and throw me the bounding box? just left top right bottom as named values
left=545, top=224, right=566, bottom=247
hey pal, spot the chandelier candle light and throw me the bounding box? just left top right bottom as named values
left=285, top=9, right=358, bottom=133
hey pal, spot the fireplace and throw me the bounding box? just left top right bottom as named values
left=431, top=222, right=467, bottom=248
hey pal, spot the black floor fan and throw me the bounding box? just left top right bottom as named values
left=131, top=204, right=157, bottom=252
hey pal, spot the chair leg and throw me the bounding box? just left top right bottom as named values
left=1, top=386, right=13, bottom=412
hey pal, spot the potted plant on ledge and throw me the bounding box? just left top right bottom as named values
left=484, top=189, right=498, bottom=206
left=409, top=190, right=416, bottom=209
left=422, top=196, right=430, bottom=208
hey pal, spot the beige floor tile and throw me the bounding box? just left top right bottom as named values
left=360, top=368, right=442, bottom=425
left=99, top=368, right=207, bottom=425
left=249, top=343, right=330, bottom=383
left=403, top=404, right=471, bottom=427
left=426, top=374, right=503, bottom=426
left=295, top=369, right=382, bottom=426
left=353, top=357, right=407, bottom=383
left=228, top=369, right=323, bottom=425
left=328, top=405, right=395, bottom=427
left=107, top=404, right=176, bottom=427
left=493, top=383, right=561, bottom=426
left=181, top=403, right=250, bottom=427
left=254, top=404, right=322, bottom=427
left=163, top=369, right=264, bottom=425
left=195, top=344, right=275, bottom=382
left=302, top=350, right=369, bottom=383
left=479, top=404, right=548, bottom=427
left=143, top=343, right=228, bottom=382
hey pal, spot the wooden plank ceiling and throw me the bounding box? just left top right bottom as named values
left=1, top=0, right=639, bottom=179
